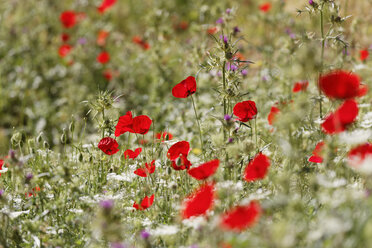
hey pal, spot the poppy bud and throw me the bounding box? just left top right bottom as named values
left=89, top=155, right=93, bottom=163
left=37, top=133, right=43, bottom=143
left=60, top=129, right=67, bottom=144
left=225, top=51, right=233, bottom=60
left=43, top=141, right=50, bottom=149
left=69, top=120, right=75, bottom=133
left=11, top=132, right=22, bottom=147
left=28, top=138, right=35, bottom=149
left=78, top=153, right=83, bottom=162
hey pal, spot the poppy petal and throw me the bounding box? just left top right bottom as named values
left=244, top=153, right=270, bottom=182
left=187, top=159, right=220, bottom=180
left=220, top=201, right=261, bottom=231
left=172, top=76, right=197, bottom=98
left=181, top=183, right=215, bottom=219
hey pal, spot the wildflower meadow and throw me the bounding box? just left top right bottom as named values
left=1, top=0, right=372, bottom=247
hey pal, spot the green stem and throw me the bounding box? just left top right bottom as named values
left=101, top=109, right=105, bottom=138
left=191, top=95, right=204, bottom=155
left=319, top=3, right=325, bottom=119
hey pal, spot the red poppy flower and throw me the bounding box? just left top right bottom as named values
left=174, top=21, right=189, bottom=31
left=187, top=159, right=219, bottom=180
left=124, top=148, right=142, bottom=159
left=98, top=137, right=119, bottom=155
left=220, top=201, right=261, bottom=231
left=233, top=100, right=257, bottom=122
left=172, top=76, right=197, bottom=98
left=181, top=183, right=215, bottom=219
left=156, top=132, right=173, bottom=142
left=132, top=36, right=150, bottom=50
left=98, top=0, right=116, bottom=13
left=360, top=50, right=369, bottom=61
left=103, top=69, right=113, bottom=81
left=97, top=51, right=110, bottom=64
left=97, top=30, right=109, bottom=46
left=347, top=143, right=372, bottom=174
left=134, top=160, right=156, bottom=177
left=167, top=141, right=190, bottom=160
left=207, top=26, right=219, bottom=35
left=114, top=112, right=152, bottom=136
left=321, top=99, right=358, bottom=134
left=138, top=139, right=149, bottom=145
left=267, top=106, right=280, bottom=125
left=115, top=111, right=134, bottom=136
left=292, top=81, right=309, bottom=93
left=319, top=70, right=367, bottom=99
left=132, top=115, right=152, bottom=134
left=244, top=153, right=270, bottom=182
left=0, top=159, right=3, bottom=176
left=308, top=141, right=325, bottom=163
left=133, top=194, right=155, bottom=210
left=61, top=33, right=70, bottom=42
left=259, top=3, right=271, bottom=12
left=58, top=44, right=72, bottom=57
left=25, top=186, right=41, bottom=198
left=60, top=11, right=76, bottom=28
left=171, top=154, right=192, bottom=170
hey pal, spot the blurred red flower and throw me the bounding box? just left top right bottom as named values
left=61, top=33, right=70, bottom=42
left=321, top=99, right=358, bottom=134
left=360, top=49, right=369, bottom=61
left=308, top=141, right=325, bottom=163
left=267, top=105, right=280, bottom=125
left=181, top=183, right=215, bottom=219
left=98, top=0, right=117, bottom=13
left=58, top=44, right=72, bottom=57
left=0, top=159, right=3, bottom=176
left=174, top=21, right=189, bottom=31
left=133, top=194, right=154, bottom=210
left=60, top=11, right=76, bottom=28
left=220, top=201, right=261, bottom=231
left=103, top=69, right=113, bottom=81
left=207, top=26, right=219, bottom=35
left=25, top=186, right=41, bottom=198
left=187, top=159, right=219, bottom=180
left=156, top=131, right=173, bottom=142
left=134, top=160, right=156, bottom=177
left=98, top=137, right=119, bottom=155
left=319, top=70, right=368, bottom=99
left=348, top=143, right=372, bottom=167
left=97, top=30, right=109, bottom=46
left=97, top=51, right=110, bottom=64
left=172, top=76, right=197, bottom=98
left=244, top=153, right=270, bottom=182
left=132, top=36, right=150, bottom=50
left=124, top=148, right=142, bottom=159
left=233, top=100, right=257, bottom=122
left=259, top=3, right=272, bottom=12
left=292, top=81, right=309, bottom=93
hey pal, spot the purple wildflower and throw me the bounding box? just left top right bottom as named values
left=233, top=26, right=240, bottom=34
left=78, top=37, right=87, bottom=45
left=100, top=199, right=114, bottom=210
left=140, top=230, right=150, bottom=239
left=216, top=18, right=224, bottom=24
